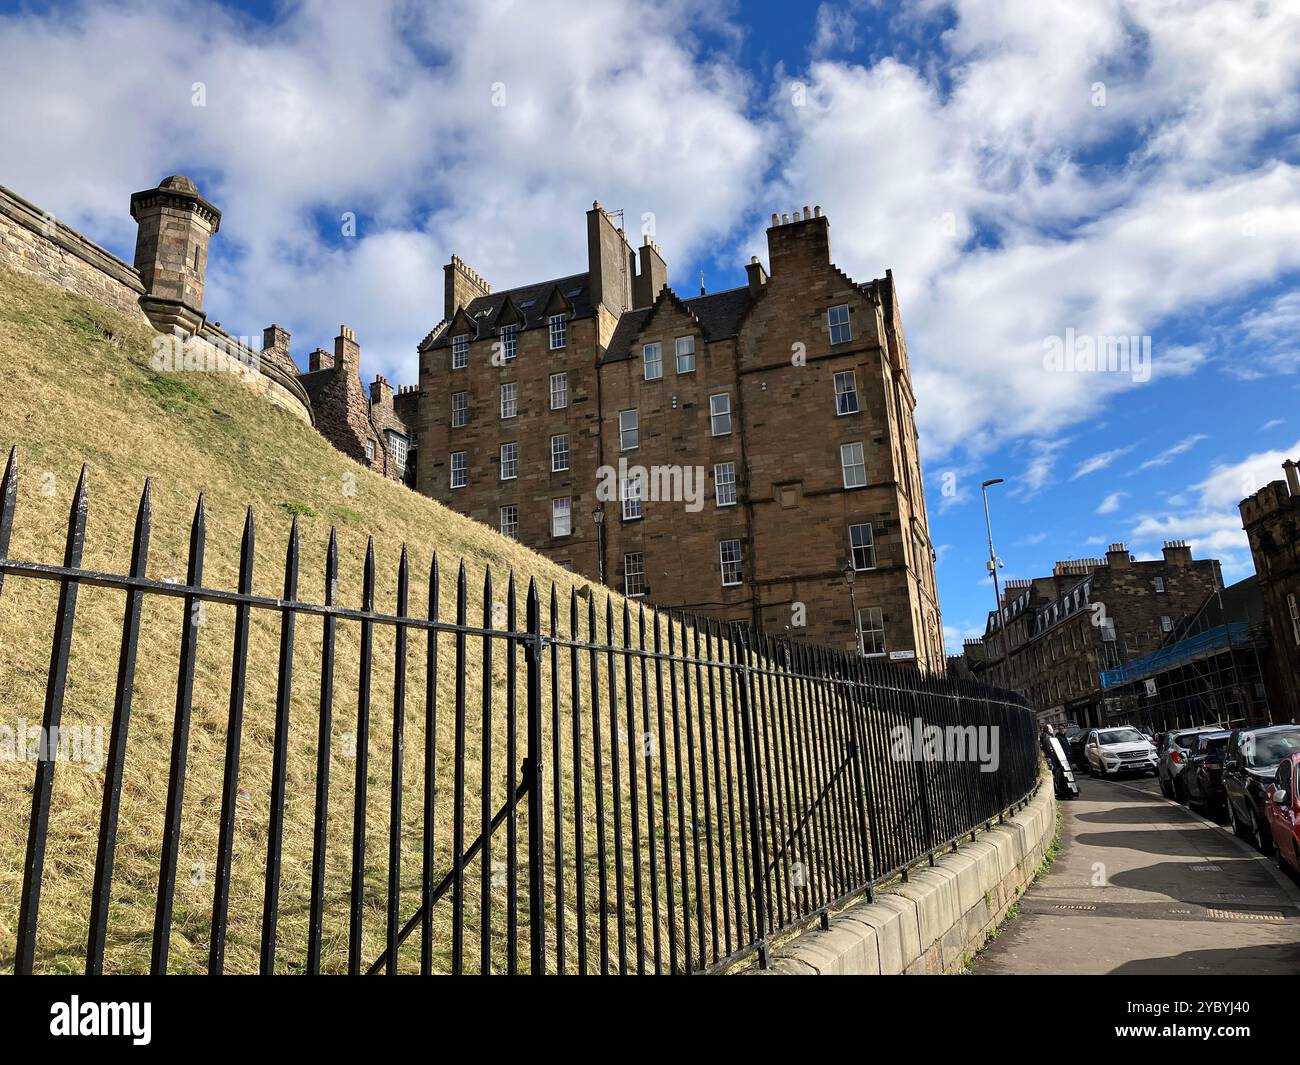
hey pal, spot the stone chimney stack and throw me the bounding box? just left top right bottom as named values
left=129, top=174, right=222, bottom=335
left=262, top=324, right=290, bottom=357
left=1161, top=539, right=1193, bottom=566
left=444, top=254, right=491, bottom=321
left=745, top=255, right=769, bottom=297
left=334, top=324, right=360, bottom=373
left=1105, top=542, right=1132, bottom=569
left=587, top=200, right=634, bottom=315
left=766, top=204, right=830, bottom=278
left=309, top=347, right=334, bottom=372
left=632, top=236, right=668, bottom=309
left=1284, top=459, right=1300, bottom=497
left=370, top=374, right=394, bottom=409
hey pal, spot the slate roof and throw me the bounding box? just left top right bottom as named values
left=425, top=272, right=592, bottom=349
left=600, top=285, right=753, bottom=364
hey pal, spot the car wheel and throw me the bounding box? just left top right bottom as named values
left=1256, top=816, right=1274, bottom=856
left=1159, top=774, right=1173, bottom=798
left=1229, top=801, right=1252, bottom=841
left=1174, top=777, right=1187, bottom=804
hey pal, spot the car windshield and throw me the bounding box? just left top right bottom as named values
left=1175, top=731, right=1214, bottom=748
left=1247, top=731, right=1300, bottom=768
left=1099, top=729, right=1144, bottom=745
left=1200, top=736, right=1230, bottom=754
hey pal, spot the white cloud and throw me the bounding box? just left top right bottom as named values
left=0, top=0, right=766, bottom=382
left=1072, top=446, right=1133, bottom=480
left=1136, top=433, right=1209, bottom=472
left=1126, top=438, right=1300, bottom=579
left=1196, top=441, right=1300, bottom=509
left=762, top=0, right=1300, bottom=459
left=1096, top=491, right=1126, bottom=515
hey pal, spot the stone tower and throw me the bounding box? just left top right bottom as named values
left=129, top=174, right=221, bottom=335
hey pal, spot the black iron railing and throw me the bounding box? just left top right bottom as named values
left=0, top=446, right=1040, bottom=974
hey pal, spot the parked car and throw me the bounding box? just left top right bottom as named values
left=1264, top=752, right=1300, bottom=875
left=1084, top=727, right=1159, bottom=777
left=1182, top=731, right=1232, bottom=819
left=1158, top=726, right=1225, bottom=802
left=1224, top=725, right=1300, bottom=855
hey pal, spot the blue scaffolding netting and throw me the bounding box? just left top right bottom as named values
left=1099, top=622, right=1252, bottom=690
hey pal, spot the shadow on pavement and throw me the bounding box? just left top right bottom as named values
left=1072, top=828, right=1223, bottom=857
left=1075, top=805, right=1185, bottom=825
left=1110, top=939, right=1300, bottom=974
left=1105, top=860, right=1282, bottom=903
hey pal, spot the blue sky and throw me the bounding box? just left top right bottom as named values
left=1, top=0, right=1298, bottom=652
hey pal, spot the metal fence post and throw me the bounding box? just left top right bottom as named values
left=730, top=626, right=768, bottom=970
left=524, top=579, right=546, bottom=975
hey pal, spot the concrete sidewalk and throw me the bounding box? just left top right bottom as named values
left=974, top=775, right=1300, bottom=974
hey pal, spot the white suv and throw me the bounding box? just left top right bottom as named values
left=1085, top=727, right=1159, bottom=777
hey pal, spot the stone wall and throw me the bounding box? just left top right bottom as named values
left=0, top=183, right=312, bottom=425
left=0, top=185, right=148, bottom=321
left=751, top=780, right=1055, bottom=975
left=1241, top=466, right=1300, bottom=721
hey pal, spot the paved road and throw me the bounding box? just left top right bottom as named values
left=974, top=774, right=1300, bottom=974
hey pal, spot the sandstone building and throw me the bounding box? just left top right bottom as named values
left=414, top=204, right=945, bottom=667
left=0, top=176, right=944, bottom=664
left=960, top=541, right=1224, bottom=725
left=1240, top=459, right=1300, bottom=722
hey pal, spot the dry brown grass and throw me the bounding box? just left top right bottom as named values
left=0, top=265, right=791, bottom=975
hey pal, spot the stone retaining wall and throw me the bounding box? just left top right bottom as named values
left=0, top=185, right=149, bottom=321
left=751, top=781, right=1056, bottom=975
left=0, top=184, right=312, bottom=425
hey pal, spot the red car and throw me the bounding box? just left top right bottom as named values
left=1264, top=751, right=1300, bottom=874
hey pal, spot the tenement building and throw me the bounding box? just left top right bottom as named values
left=414, top=203, right=945, bottom=667
left=962, top=541, right=1223, bottom=725
left=1240, top=459, right=1300, bottom=722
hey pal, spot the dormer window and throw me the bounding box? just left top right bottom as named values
left=452, top=334, right=469, bottom=369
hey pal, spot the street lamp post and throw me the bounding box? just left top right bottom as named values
left=981, top=478, right=1008, bottom=683
left=843, top=563, right=863, bottom=656
left=592, top=506, right=605, bottom=586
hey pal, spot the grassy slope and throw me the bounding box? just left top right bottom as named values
left=0, top=264, right=644, bottom=973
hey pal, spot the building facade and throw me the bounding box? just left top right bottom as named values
left=414, top=204, right=945, bottom=667
left=292, top=325, right=414, bottom=484
left=1240, top=459, right=1300, bottom=722
left=1098, top=577, right=1278, bottom=732
left=963, top=541, right=1223, bottom=725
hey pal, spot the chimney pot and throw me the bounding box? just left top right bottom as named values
left=1284, top=459, right=1300, bottom=497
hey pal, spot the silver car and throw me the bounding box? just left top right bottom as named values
left=1157, top=726, right=1224, bottom=802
